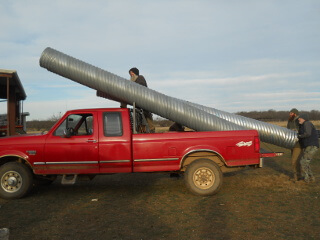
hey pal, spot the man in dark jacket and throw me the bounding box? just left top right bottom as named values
left=287, top=108, right=302, bottom=181
left=127, top=67, right=155, bottom=133
left=298, top=113, right=319, bottom=183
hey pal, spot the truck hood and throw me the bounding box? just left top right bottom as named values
left=0, top=133, right=47, bottom=146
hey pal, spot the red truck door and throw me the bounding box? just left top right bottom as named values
left=43, top=112, right=99, bottom=174
left=98, top=110, right=132, bottom=173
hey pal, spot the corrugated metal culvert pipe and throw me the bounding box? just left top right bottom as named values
left=186, top=102, right=297, bottom=149
left=39, top=47, right=297, bottom=149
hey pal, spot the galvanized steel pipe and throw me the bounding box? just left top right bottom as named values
left=40, top=47, right=243, bottom=133
left=186, top=102, right=297, bottom=149
left=40, top=47, right=297, bottom=149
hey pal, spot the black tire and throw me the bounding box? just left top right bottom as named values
left=184, top=158, right=223, bottom=196
left=0, top=162, right=33, bottom=199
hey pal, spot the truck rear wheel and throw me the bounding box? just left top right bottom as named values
left=184, top=158, right=222, bottom=196
left=0, top=162, right=33, bottom=199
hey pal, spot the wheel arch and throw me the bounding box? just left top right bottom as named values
left=0, top=154, right=32, bottom=170
left=180, top=149, right=226, bottom=172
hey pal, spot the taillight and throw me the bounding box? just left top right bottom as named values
left=254, top=136, right=260, bottom=153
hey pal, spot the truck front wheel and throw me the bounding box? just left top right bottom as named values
left=0, top=162, right=33, bottom=199
left=184, top=159, right=223, bottom=196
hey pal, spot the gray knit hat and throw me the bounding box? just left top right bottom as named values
left=298, top=113, right=309, bottom=121
left=290, top=108, right=299, bottom=115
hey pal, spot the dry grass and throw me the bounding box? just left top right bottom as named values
left=270, top=120, right=320, bottom=129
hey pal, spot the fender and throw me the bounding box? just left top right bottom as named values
left=182, top=145, right=225, bottom=159
left=180, top=146, right=226, bottom=169
left=0, top=150, right=31, bottom=166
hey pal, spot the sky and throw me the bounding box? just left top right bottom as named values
left=0, top=0, right=319, bottom=120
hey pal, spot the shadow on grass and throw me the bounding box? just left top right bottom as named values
left=3, top=173, right=231, bottom=240
left=264, top=157, right=292, bottom=177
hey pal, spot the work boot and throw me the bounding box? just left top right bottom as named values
left=310, top=176, right=316, bottom=182
left=304, top=177, right=310, bottom=183
left=293, top=173, right=298, bottom=181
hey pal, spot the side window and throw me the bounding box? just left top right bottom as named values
left=78, top=115, right=93, bottom=136
left=103, top=112, right=123, bottom=137
left=54, top=114, right=93, bottom=137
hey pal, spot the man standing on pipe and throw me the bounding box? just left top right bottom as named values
left=287, top=108, right=302, bottom=181
left=121, top=68, right=155, bottom=133
left=298, top=113, right=319, bottom=183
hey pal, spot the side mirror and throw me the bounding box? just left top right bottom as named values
left=63, top=127, right=75, bottom=138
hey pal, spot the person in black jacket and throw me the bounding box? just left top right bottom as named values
left=127, top=67, right=155, bottom=133
left=298, top=113, right=319, bottom=183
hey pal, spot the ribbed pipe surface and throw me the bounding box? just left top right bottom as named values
left=40, top=47, right=297, bottom=149
left=186, top=102, right=297, bottom=149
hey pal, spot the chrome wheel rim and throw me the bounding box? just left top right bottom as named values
left=1, top=171, right=22, bottom=193
left=193, top=167, right=215, bottom=189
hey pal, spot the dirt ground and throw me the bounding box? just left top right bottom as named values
left=0, top=144, right=320, bottom=240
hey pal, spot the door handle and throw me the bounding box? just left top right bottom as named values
left=87, top=139, right=97, bottom=143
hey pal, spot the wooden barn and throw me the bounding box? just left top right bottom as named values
left=0, top=69, right=28, bottom=136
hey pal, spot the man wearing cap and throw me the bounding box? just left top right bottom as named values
left=298, top=113, right=319, bottom=183
left=126, top=67, right=155, bottom=133
left=129, top=67, right=147, bottom=86
left=287, top=108, right=302, bottom=181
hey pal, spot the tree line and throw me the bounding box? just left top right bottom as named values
left=236, top=109, right=320, bottom=122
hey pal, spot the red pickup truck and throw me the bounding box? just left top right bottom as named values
left=0, top=108, right=279, bottom=199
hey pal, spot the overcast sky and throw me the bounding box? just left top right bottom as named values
left=1, top=0, right=319, bottom=120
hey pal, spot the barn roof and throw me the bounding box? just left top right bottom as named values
left=0, top=69, right=27, bottom=101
